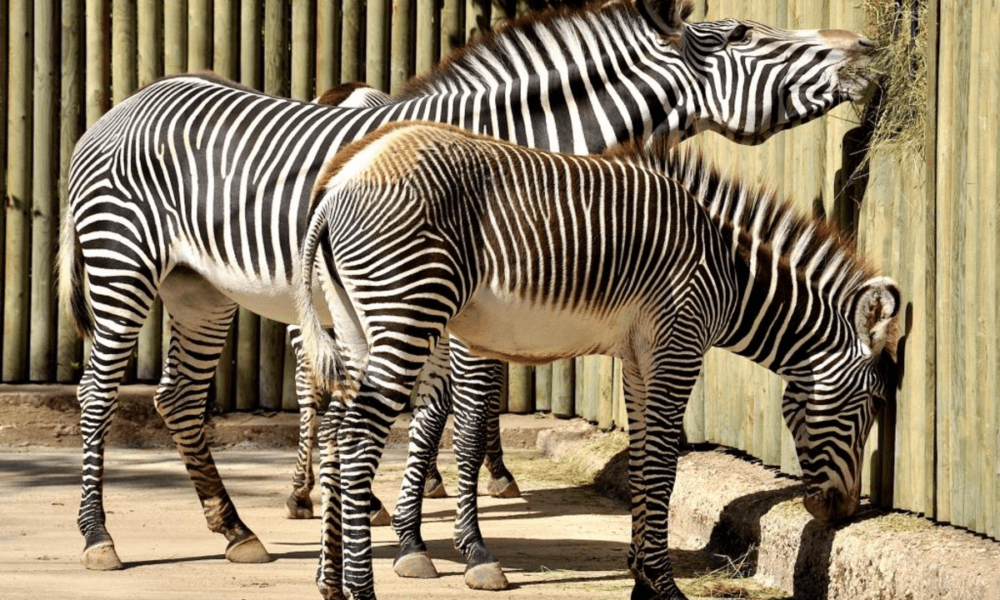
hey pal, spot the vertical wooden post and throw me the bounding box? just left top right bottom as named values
left=188, top=0, right=211, bottom=71
left=506, top=364, right=532, bottom=414
left=257, top=0, right=287, bottom=411
left=341, top=0, right=362, bottom=82
left=133, top=0, right=164, bottom=383
left=440, top=0, right=463, bottom=59
left=573, top=356, right=584, bottom=417
left=164, top=0, right=187, bottom=74
left=581, top=357, right=598, bottom=423
left=367, top=0, right=388, bottom=90
left=291, top=0, right=315, bottom=100
left=534, top=363, right=551, bottom=413
left=30, top=0, right=59, bottom=382
left=597, top=356, right=613, bottom=431
left=389, top=0, right=413, bottom=93
left=138, top=0, right=163, bottom=85
left=236, top=0, right=261, bottom=410
left=414, top=0, right=437, bottom=76
left=551, top=359, right=574, bottom=418
left=281, top=337, right=297, bottom=410
left=0, top=0, right=8, bottom=369
left=4, top=0, right=33, bottom=381
left=57, top=0, right=84, bottom=383
left=315, top=0, right=341, bottom=94
left=208, top=0, right=236, bottom=409
left=465, top=0, right=486, bottom=41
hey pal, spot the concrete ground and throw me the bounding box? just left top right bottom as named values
left=3, top=384, right=999, bottom=600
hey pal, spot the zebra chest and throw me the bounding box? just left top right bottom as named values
left=448, top=287, right=621, bottom=365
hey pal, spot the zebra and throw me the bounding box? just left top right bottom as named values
left=57, top=0, right=874, bottom=584
left=290, top=82, right=508, bottom=526
left=296, top=121, right=900, bottom=600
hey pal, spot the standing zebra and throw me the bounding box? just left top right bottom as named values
left=58, top=0, right=874, bottom=584
left=297, top=122, right=900, bottom=600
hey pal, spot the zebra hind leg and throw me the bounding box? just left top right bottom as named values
left=391, top=336, right=453, bottom=579
left=77, top=323, right=150, bottom=570
left=157, top=267, right=270, bottom=563
left=448, top=342, right=509, bottom=590
left=287, top=325, right=391, bottom=524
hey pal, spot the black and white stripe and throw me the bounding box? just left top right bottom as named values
left=58, top=0, right=874, bottom=590
left=298, top=122, right=899, bottom=600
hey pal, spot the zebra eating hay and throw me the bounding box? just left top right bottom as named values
left=297, top=122, right=900, bottom=600
left=58, top=0, right=876, bottom=584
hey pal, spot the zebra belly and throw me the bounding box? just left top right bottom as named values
left=447, top=288, right=621, bottom=365
left=167, top=243, right=335, bottom=327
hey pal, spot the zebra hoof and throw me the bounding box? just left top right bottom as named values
left=487, top=476, right=521, bottom=499
left=225, top=534, right=272, bottom=563
left=465, top=562, right=509, bottom=590
left=317, top=581, right=348, bottom=600
left=423, top=479, right=447, bottom=498
left=286, top=494, right=314, bottom=519
left=393, top=551, right=439, bottom=579
left=81, top=540, right=124, bottom=571
left=370, top=503, right=392, bottom=527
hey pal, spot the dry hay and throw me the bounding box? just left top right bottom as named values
left=858, top=0, right=930, bottom=164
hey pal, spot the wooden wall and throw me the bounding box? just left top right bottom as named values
left=1, top=0, right=996, bottom=539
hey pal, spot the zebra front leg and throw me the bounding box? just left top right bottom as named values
left=157, top=269, right=269, bottom=563
left=621, top=359, right=653, bottom=599
left=631, top=350, right=704, bottom=600
left=391, top=335, right=452, bottom=578
left=449, top=345, right=509, bottom=590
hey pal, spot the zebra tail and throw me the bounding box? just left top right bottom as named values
left=57, top=210, right=94, bottom=339
left=294, top=199, right=347, bottom=394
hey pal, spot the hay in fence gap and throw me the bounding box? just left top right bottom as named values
left=859, top=0, right=930, bottom=164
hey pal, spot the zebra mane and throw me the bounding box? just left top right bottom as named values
left=397, top=0, right=694, bottom=99
left=610, top=138, right=880, bottom=311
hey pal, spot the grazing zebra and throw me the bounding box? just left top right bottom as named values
left=58, top=0, right=874, bottom=583
left=297, top=122, right=900, bottom=600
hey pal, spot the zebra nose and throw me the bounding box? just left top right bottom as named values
left=804, top=487, right=855, bottom=523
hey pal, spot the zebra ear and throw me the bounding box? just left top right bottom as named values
left=853, top=276, right=900, bottom=355
left=636, top=0, right=685, bottom=37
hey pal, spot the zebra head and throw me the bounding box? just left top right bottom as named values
left=783, top=276, right=900, bottom=523
left=637, top=0, right=875, bottom=144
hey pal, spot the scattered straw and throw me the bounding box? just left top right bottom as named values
left=859, top=0, right=930, bottom=164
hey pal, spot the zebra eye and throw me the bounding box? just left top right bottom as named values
left=729, top=24, right=751, bottom=43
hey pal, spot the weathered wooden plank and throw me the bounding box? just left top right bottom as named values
left=316, top=0, right=341, bottom=93
left=187, top=0, right=211, bottom=71
left=259, top=0, right=288, bottom=410
left=291, top=0, right=315, bottom=100
left=574, top=356, right=584, bottom=417
left=212, top=0, right=234, bottom=79
left=236, top=0, right=262, bottom=410
left=507, top=364, right=532, bottom=414
left=0, top=0, right=7, bottom=371
left=112, top=0, right=137, bottom=101
left=367, top=0, right=388, bottom=91
left=240, top=0, right=261, bottom=88
left=935, top=0, right=972, bottom=527
left=3, top=0, right=33, bottom=381
left=341, top=0, right=362, bottom=81
left=440, top=0, right=462, bottom=60
left=389, top=0, right=412, bottom=93
left=29, top=0, right=59, bottom=381
left=138, top=0, right=162, bottom=85
left=465, top=0, right=486, bottom=41
left=281, top=334, right=297, bottom=411
left=214, top=321, right=236, bottom=412
left=57, top=0, right=84, bottom=383
left=164, top=0, right=187, bottom=74
left=534, top=363, right=552, bottom=413
left=551, top=359, right=574, bottom=418
left=597, top=357, right=613, bottom=431
left=415, top=0, right=437, bottom=76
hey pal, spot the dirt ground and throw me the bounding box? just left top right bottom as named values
left=0, top=442, right=785, bottom=600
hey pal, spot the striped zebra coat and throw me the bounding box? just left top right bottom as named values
left=58, top=0, right=874, bottom=591
left=298, top=122, right=900, bottom=600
